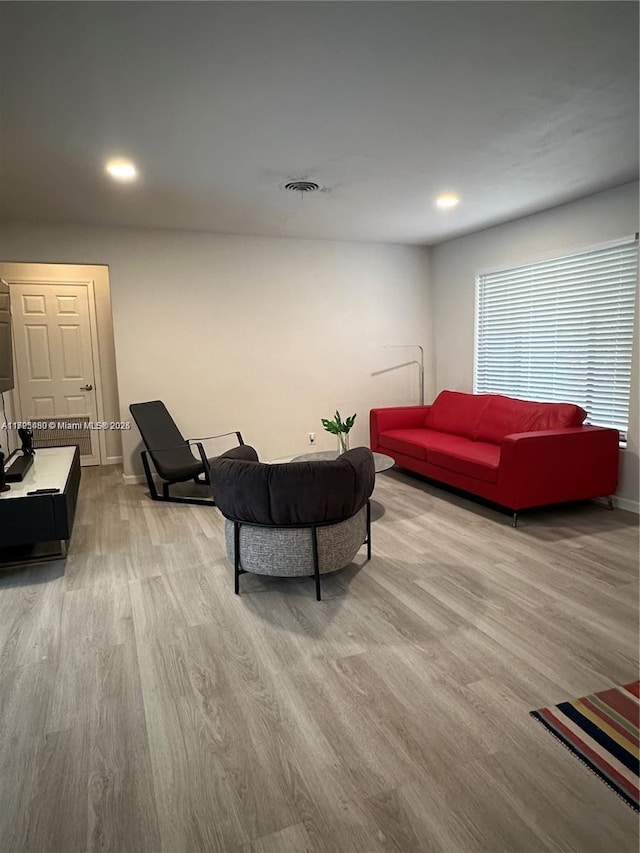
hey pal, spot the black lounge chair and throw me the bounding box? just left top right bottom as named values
left=129, top=400, right=244, bottom=506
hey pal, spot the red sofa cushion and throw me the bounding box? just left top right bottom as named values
left=427, top=440, right=500, bottom=484
left=377, top=428, right=500, bottom=483
left=378, top=429, right=430, bottom=460
left=379, top=428, right=483, bottom=461
left=474, top=395, right=586, bottom=443
left=424, top=390, right=493, bottom=439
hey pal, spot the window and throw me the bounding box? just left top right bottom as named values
left=474, top=237, right=638, bottom=437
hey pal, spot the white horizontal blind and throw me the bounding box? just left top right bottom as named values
left=474, top=239, right=638, bottom=435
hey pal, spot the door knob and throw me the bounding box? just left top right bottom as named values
left=81, top=384, right=93, bottom=391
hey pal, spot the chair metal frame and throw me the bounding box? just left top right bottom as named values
left=141, top=430, right=244, bottom=507
left=225, top=501, right=372, bottom=601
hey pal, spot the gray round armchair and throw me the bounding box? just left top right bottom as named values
left=208, top=445, right=375, bottom=600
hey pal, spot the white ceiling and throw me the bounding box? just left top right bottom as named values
left=0, top=2, right=637, bottom=245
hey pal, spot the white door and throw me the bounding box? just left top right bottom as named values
left=9, top=282, right=101, bottom=465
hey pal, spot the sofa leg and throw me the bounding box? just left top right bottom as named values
left=512, top=512, right=518, bottom=528
left=606, top=496, right=615, bottom=511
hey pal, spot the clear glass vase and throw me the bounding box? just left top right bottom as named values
left=337, top=432, right=350, bottom=454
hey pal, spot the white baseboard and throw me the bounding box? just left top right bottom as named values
left=613, top=495, right=640, bottom=514
left=595, top=495, right=640, bottom=514
left=104, top=455, right=123, bottom=466
left=123, top=472, right=146, bottom=486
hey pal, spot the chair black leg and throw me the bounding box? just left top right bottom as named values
left=366, top=500, right=372, bottom=561
left=234, top=522, right=241, bottom=595
left=141, top=452, right=160, bottom=500
left=311, top=526, right=321, bottom=601
left=140, top=450, right=214, bottom=507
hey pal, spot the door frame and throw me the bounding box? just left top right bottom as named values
left=0, top=263, right=121, bottom=467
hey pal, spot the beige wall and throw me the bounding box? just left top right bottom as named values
left=430, top=181, right=640, bottom=510
left=0, top=224, right=432, bottom=477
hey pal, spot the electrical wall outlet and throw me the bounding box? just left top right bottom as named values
left=308, top=432, right=316, bottom=444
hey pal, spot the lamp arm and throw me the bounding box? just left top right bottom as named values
left=382, top=344, right=425, bottom=405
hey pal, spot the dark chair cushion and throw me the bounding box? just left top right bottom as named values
left=209, top=446, right=375, bottom=526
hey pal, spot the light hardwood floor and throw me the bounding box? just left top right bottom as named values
left=0, top=463, right=638, bottom=853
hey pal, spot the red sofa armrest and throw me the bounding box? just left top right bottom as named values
left=370, top=406, right=431, bottom=449
left=498, top=426, right=619, bottom=510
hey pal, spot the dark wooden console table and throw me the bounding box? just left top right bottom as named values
left=0, top=445, right=81, bottom=564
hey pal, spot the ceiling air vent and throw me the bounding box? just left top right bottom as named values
left=284, top=180, right=320, bottom=193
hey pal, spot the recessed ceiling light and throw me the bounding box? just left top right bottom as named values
left=435, top=193, right=460, bottom=209
left=105, top=158, right=138, bottom=182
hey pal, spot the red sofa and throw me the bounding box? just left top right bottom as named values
left=370, top=390, right=619, bottom=522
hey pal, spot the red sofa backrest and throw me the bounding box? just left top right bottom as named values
left=475, top=395, right=586, bottom=443
left=424, top=390, right=492, bottom=438
left=425, top=390, right=587, bottom=443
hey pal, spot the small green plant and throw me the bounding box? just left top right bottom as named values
left=321, top=410, right=356, bottom=453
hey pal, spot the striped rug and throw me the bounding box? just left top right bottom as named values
left=531, top=681, right=639, bottom=812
